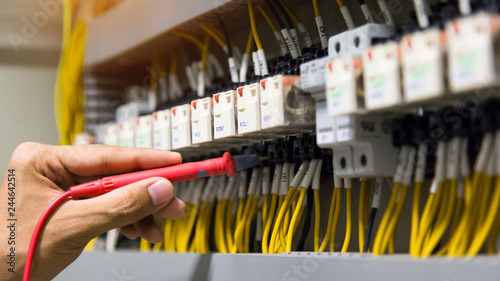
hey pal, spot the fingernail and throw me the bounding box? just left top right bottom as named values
left=148, top=179, right=173, bottom=206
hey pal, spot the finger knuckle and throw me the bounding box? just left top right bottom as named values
left=112, top=188, right=142, bottom=225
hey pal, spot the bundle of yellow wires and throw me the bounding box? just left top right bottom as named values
left=372, top=146, right=412, bottom=255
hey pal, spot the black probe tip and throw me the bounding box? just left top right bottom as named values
left=234, top=154, right=260, bottom=171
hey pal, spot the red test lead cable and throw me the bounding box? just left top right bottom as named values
left=23, top=152, right=258, bottom=281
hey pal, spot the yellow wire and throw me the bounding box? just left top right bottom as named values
left=286, top=188, right=307, bottom=252
left=263, top=194, right=269, bottom=232
left=205, top=24, right=225, bottom=44
left=215, top=200, right=226, bottom=253
left=314, top=189, right=321, bottom=252
left=248, top=1, right=263, bottom=50
left=269, top=187, right=295, bottom=254
left=194, top=202, right=205, bottom=253
left=341, top=188, right=352, bottom=252
left=422, top=180, right=457, bottom=258
left=467, top=177, right=500, bottom=256
left=415, top=182, right=444, bottom=256
left=487, top=205, right=500, bottom=254
left=464, top=174, right=472, bottom=207
left=278, top=0, right=300, bottom=24
left=200, top=24, right=225, bottom=49
left=373, top=182, right=401, bottom=255
left=381, top=184, right=410, bottom=254
left=237, top=198, right=245, bottom=224
left=84, top=237, right=97, bottom=251
left=152, top=240, right=163, bottom=252
left=234, top=195, right=254, bottom=253
left=202, top=202, right=213, bottom=253
left=284, top=207, right=291, bottom=236
left=318, top=186, right=336, bottom=252
left=200, top=34, right=211, bottom=72
left=150, top=53, right=159, bottom=91
left=245, top=31, right=254, bottom=54
left=257, top=5, right=278, bottom=32
left=449, top=173, right=483, bottom=256
left=263, top=194, right=278, bottom=253
left=169, top=56, right=178, bottom=75
left=410, top=182, right=422, bottom=256
left=292, top=206, right=306, bottom=238
left=452, top=197, right=464, bottom=234
left=336, top=0, right=345, bottom=8
left=140, top=238, right=150, bottom=252
left=330, top=188, right=342, bottom=252
left=225, top=200, right=235, bottom=252
left=181, top=205, right=198, bottom=252
left=312, top=0, right=321, bottom=17
left=475, top=175, right=493, bottom=233
left=54, top=0, right=72, bottom=146
left=244, top=198, right=259, bottom=253
left=280, top=189, right=299, bottom=252
left=358, top=181, right=368, bottom=252
left=164, top=219, right=174, bottom=251
left=170, top=30, right=204, bottom=49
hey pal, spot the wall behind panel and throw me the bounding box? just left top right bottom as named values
left=0, top=0, right=62, bottom=174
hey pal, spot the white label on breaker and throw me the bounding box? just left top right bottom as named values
left=318, top=130, right=335, bottom=145
left=239, top=120, right=250, bottom=129
left=215, top=125, right=226, bottom=134
left=172, top=136, right=182, bottom=147
left=192, top=131, right=202, bottom=142
left=336, top=116, right=355, bottom=143
left=262, top=114, right=272, bottom=124
left=153, top=130, right=164, bottom=149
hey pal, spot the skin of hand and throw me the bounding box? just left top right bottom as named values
left=0, top=143, right=185, bottom=281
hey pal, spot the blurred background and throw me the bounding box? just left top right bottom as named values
left=0, top=0, right=62, bottom=172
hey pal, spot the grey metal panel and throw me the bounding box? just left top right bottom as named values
left=55, top=252, right=500, bottom=281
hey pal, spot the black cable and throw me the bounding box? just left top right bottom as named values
left=363, top=207, right=378, bottom=253
left=356, top=0, right=366, bottom=5
left=296, top=187, right=314, bottom=251
left=264, top=0, right=286, bottom=30
left=216, top=12, right=233, bottom=58
left=271, top=0, right=294, bottom=29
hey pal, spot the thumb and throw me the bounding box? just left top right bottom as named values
left=75, top=177, right=175, bottom=237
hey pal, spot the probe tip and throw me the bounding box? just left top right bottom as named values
left=234, top=154, right=260, bottom=171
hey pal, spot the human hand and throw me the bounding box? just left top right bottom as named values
left=0, top=143, right=185, bottom=281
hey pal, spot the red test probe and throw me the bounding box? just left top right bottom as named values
left=23, top=152, right=259, bottom=281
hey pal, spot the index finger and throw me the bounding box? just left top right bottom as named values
left=52, top=144, right=182, bottom=177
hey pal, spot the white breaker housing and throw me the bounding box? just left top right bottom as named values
left=152, top=109, right=171, bottom=151
left=333, top=114, right=398, bottom=178
left=191, top=97, right=213, bottom=144
left=328, top=23, right=395, bottom=59
left=171, top=104, right=191, bottom=150
left=102, top=123, right=119, bottom=146
left=300, top=56, right=336, bottom=149
left=135, top=115, right=153, bottom=148
left=118, top=120, right=135, bottom=148
left=213, top=90, right=237, bottom=140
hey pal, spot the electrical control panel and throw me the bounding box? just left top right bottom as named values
left=77, top=0, right=500, bottom=277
